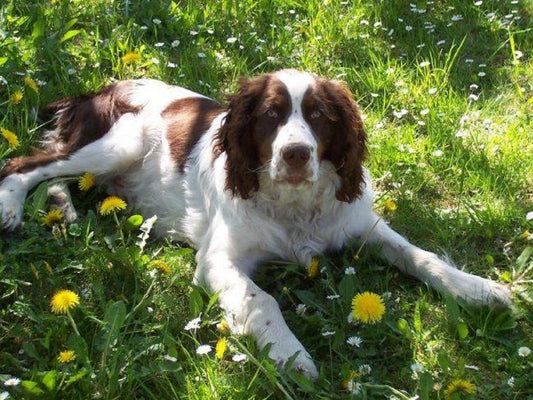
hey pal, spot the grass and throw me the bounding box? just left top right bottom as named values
left=0, top=0, right=532, bottom=398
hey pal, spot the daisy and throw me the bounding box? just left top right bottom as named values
left=346, top=336, right=363, bottom=347
left=344, top=266, right=356, bottom=275
left=351, top=292, right=385, bottom=323
left=99, top=196, right=127, bottom=215
left=232, top=353, right=247, bottom=362
left=1, top=127, right=19, bottom=149
left=0, top=391, right=9, bottom=400
left=196, top=344, right=212, bottom=355
left=3, top=378, right=20, bottom=386
left=184, top=317, right=201, bottom=331
left=518, top=346, right=531, bottom=357
left=78, top=172, right=95, bottom=191
left=295, top=304, right=307, bottom=315
left=358, top=364, right=372, bottom=375
left=411, top=362, right=424, bottom=373
left=164, top=354, right=177, bottom=362
left=50, top=289, right=80, bottom=314
left=58, top=350, right=76, bottom=363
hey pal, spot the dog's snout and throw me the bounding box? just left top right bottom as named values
left=281, top=144, right=312, bottom=168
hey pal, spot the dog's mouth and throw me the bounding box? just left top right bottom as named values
left=274, top=172, right=314, bottom=186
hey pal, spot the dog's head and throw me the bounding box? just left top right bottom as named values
left=214, top=69, right=367, bottom=202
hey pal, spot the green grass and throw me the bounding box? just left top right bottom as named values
left=1, top=0, right=532, bottom=399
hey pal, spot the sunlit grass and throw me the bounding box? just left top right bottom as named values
left=0, top=0, right=531, bottom=398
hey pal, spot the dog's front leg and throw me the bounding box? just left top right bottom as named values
left=365, top=215, right=512, bottom=308
left=194, top=243, right=318, bottom=379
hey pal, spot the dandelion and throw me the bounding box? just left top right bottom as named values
left=78, top=172, right=95, bottom=191
left=384, top=199, right=397, bottom=212
left=308, top=258, right=319, bottom=278
left=232, top=353, right=247, bottom=362
left=122, top=51, right=141, bottom=64
left=518, top=346, right=531, bottom=357
left=196, top=344, right=212, bottom=355
left=24, top=76, right=39, bottom=93
left=149, top=259, right=172, bottom=275
left=217, top=319, right=230, bottom=335
left=100, top=196, right=127, bottom=215
left=3, top=378, right=20, bottom=386
left=50, top=289, right=80, bottom=314
left=58, top=350, right=76, bottom=363
left=42, top=209, right=63, bottom=226
left=346, top=335, right=363, bottom=347
left=351, top=292, right=386, bottom=323
left=1, top=127, right=19, bottom=149
left=345, top=266, right=356, bottom=275
left=184, top=317, right=201, bottom=331
left=295, top=303, right=307, bottom=315
left=215, top=337, right=227, bottom=359
left=444, top=379, right=476, bottom=399
left=10, top=90, right=23, bottom=104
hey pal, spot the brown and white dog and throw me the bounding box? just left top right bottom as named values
left=0, top=70, right=511, bottom=377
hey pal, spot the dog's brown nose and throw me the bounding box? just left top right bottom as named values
left=281, top=144, right=311, bottom=168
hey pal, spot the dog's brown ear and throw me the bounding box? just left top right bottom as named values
left=319, top=79, right=367, bottom=203
left=213, top=75, right=270, bottom=199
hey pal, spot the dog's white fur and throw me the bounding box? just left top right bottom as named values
left=0, top=71, right=511, bottom=378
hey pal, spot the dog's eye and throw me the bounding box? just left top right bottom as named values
left=310, top=110, right=321, bottom=119
left=266, top=109, right=279, bottom=119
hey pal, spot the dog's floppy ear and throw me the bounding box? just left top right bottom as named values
left=319, top=79, right=367, bottom=203
left=214, top=75, right=270, bottom=199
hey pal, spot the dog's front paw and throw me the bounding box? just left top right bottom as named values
left=268, top=340, right=318, bottom=379
left=0, top=184, right=25, bottom=231
left=478, top=278, right=512, bottom=309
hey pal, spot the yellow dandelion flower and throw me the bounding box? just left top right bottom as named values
left=58, top=350, right=76, bottom=363
left=351, top=292, right=386, bottom=324
left=10, top=90, right=23, bottom=104
left=122, top=51, right=141, bottom=64
left=217, top=319, right=230, bottom=335
left=307, top=258, right=319, bottom=278
left=100, top=196, right=127, bottom=215
left=78, top=172, right=95, bottom=191
left=41, top=209, right=63, bottom=226
left=215, top=337, right=227, bottom=359
left=444, top=379, right=476, bottom=399
left=384, top=198, right=397, bottom=212
left=149, top=259, right=172, bottom=275
left=24, top=76, right=39, bottom=93
left=50, top=289, right=80, bottom=314
left=1, top=127, right=20, bottom=149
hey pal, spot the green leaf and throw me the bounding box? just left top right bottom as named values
left=188, top=287, right=204, bottom=316
left=126, top=214, right=143, bottom=229
left=413, top=301, right=422, bottom=333
left=41, top=370, right=57, bottom=391
left=65, top=368, right=89, bottom=386
left=338, top=275, right=356, bottom=300
left=60, top=29, right=82, bottom=43
left=68, top=223, right=82, bottom=237
left=419, top=371, right=433, bottom=400
left=32, top=19, right=45, bottom=39
left=103, top=300, right=127, bottom=347
left=456, top=322, right=469, bottom=339
left=28, top=181, right=49, bottom=220
left=437, top=350, right=452, bottom=372
left=397, top=318, right=410, bottom=335
left=445, top=295, right=460, bottom=325
left=22, top=380, right=44, bottom=395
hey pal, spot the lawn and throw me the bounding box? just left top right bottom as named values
left=0, top=0, right=532, bottom=399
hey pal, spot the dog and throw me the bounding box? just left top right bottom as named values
left=0, top=69, right=511, bottom=378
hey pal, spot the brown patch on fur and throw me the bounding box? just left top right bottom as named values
left=0, top=81, right=140, bottom=181
left=304, top=79, right=367, bottom=202
left=163, top=97, right=224, bottom=171
left=213, top=74, right=290, bottom=199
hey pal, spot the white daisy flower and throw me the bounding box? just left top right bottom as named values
left=3, top=378, right=20, bottom=386
left=359, top=364, right=372, bottom=375
left=518, top=346, right=531, bottom=357
left=232, top=353, right=247, bottom=362
left=346, top=336, right=363, bottom=347
left=184, top=317, right=201, bottom=331
left=196, top=344, right=212, bottom=355
left=295, top=303, right=307, bottom=315
left=347, top=380, right=362, bottom=395
left=344, top=266, right=356, bottom=275
left=411, top=362, right=424, bottom=373
left=164, top=354, right=177, bottom=362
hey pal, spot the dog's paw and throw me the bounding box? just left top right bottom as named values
left=476, top=278, right=512, bottom=309
left=269, top=340, right=318, bottom=379
left=0, top=183, right=25, bottom=231
left=454, top=272, right=512, bottom=309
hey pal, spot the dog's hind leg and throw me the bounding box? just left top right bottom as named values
left=0, top=113, right=146, bottom=230
left=47, top=182, right=78, bottom=223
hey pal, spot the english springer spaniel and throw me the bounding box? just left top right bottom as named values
left=0, top=70, right=511, bottom=378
